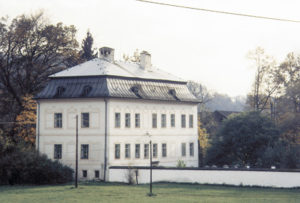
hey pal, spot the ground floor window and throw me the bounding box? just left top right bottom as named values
left=189, top=142, right=194, bottom=156
left=82, top=170, right=87, bottom=178
left=144, top=144, right=149, bottom=159
left=95, top=170, right=99, bottom=178
left=54, top=144, right=62, bottom=159
left=135, top=144, right=140, bottom=158
left=153, top=143, right=158, bottom=158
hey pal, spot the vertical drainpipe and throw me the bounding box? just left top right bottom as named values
left=37, top=100, right=40, bottom=154
left=104, top=98, right=108, bottom=181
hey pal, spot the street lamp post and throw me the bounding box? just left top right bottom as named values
left=146, top=132, right=153, bottom=196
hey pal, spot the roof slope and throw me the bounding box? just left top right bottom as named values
left=50, top=58, right=185, bottom=82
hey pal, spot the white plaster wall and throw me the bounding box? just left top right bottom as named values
left=107, top=99, right=198, bottom=167
left=109, top=169, right=300, bottom=188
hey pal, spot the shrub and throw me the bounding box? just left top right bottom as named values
left=0, top=149, right=73, bottom=185
left=176, top=160, right=186, bottom=168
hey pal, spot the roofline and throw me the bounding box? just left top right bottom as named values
left=34, top=96, right=200, bottom=104
left=49, top=75, right=187, bottom=84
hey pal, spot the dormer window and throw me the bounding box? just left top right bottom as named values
left=130, top=85, right=142, bottom=98
left=168, top=89, right=179, bottom=101
left=55, top=86, right=65, bottom=97
left=81, top=85, right=92, bottom=97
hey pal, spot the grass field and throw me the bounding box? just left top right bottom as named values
left=0, top=182, right=299, bottom=203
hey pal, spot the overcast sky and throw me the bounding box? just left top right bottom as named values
left=1, top=0, right=300, bottom=97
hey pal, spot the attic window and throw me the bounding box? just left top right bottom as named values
left=81, top=85, right=92, bottom=96
left=168, top=89, right=179, bottom=101
left=55, top=86, right=65, bottom=97
left=130, top=85, right=142, bottom=98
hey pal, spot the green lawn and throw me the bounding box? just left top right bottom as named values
left=0, top=182, right=299, bottom=203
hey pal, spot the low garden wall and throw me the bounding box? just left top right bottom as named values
left=108, top=166, right=300, bottom=188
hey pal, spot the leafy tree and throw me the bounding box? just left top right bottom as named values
left=123, top=49, right=140, bottom=62
left=0, top=12, right=79, bottom=139
left=187, top=81, right=211, bottom=111
left=205, top=111, right=280, bottom=167
left=198, top=118, right=209, bottom=166
left=80, top=30, right=98, bottom=61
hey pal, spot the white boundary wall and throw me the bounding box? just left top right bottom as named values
left=109, top=168, right=300, bottom=188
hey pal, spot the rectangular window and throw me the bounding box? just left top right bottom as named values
left=81, top=144, right=89, bottom=159
left=115, top=113, right=120, bottom=128
left=135, top=144, right=140, bottom=158
left=115, top=144, right=120, bottom=159
left=125, top=113, right=131, bottom=128
left=95, top=170, right=99, bottom=178
left=181, top=114, right=186, bottom=128
left=54, top=113, right=62, bottom=128
left=54, top=144, right=62, bottom=159
left=144, top=144, right=149, bottom=159
left=82, top=170, right=87, bottom=178
left=135, top=113, right=140, bottom=128
left=153, top=143, right=157, bottom=158
left=81, top=113, right=89, bottom=128
left=152, top=113, right=157, bottom=128
left=125, top=144, right=131, bottom=158
left=189, top=115, right=194, bottom=128
left=171, top=114, right=175, bottom=127
left=190, top=142, right=194, bottom=157
left=181, top=143, right=186, bottom=157
left=162, top=143, right=167, bottom=157
left=161, top=114, right=166, bottom=128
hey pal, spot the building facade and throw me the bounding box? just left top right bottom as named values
left=35, top=47, right=199, bottom=180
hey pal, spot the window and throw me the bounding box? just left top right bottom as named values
left=181, top=143, right=186, bottom=157
left=95, top=170, right=99, bottom=178
left=161, top=114, right=166, bottom=128
left=189, top=115, right=194, bottom=128
left=162, top=143, right=167, bottom=157
left=144, top=144, right=149, bottom=159
left=181, top=114, right=186, bottom=128
left=115, top=144, right=120, bottom=159
left=115, top=113, right=120, bottom=128
left=54, top=144, right=62, bottom=159
left=135, top=113, right=140, bottom=128
left=190, top=142, right=194, bottom=157
left=152, top=113, right=157, bottom=128
left=171, top=114, right=175, bottom=127
left=125, top=144, right=131, bottom=158
left=54, top=113, right=62, bottom=128
left=153, top=143, right=158, bottom=158
left=82, top=170, right=87, bottom=178
left=135, top=144, right=140, bottom=158
left=81, top=144, right=89, bottom=159
left=81, top=113, right=89, bottom=128
left=125, top=113, right=131, bottom=128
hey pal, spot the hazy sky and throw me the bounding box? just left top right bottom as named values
left=1, top=0, right=300, bottom=97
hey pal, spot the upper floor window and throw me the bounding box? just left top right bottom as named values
left=189, top=115, right=194, bottom=128
left=162, top=143, right=167, bottom=157
left=115, top=113, right=121, bottom=128
left=81, top=144, right=89, bottom=159
left=144, top=144, right=149, bottom=159
left=181, top=114, right=186, bottom=128
left=115, top=144, right=120, bottom=159
left=161, top=114, right=166, bottom=128
left=54, top=144, right=62, bottom=159
left=54, top=113, right=62, bottom=128
left=189, top=142, right=194, bottom=157
left=135, top=144, right=140, bottom=158
left=81, top=113, right=89, bottom=128
left=135, top=113, right=140, bottom=128
left=181, top=143, right=186, bottom=157
left=153, top=143, right=158, bottom=158
left=171, top=114, right=175, bottom=127
left=152, top=113, right=157, bottom=128
left=125, top=144, right=131, bottom=158
left=125, top=113, right=131, bottom=128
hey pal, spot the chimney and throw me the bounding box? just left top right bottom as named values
left=99, top=47, right=114, bottom=62
left=140, top=51, right=152, bottom=71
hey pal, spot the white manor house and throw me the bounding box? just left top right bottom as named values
left=35, top=47, right=199, bottom=181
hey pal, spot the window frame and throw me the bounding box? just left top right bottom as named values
left=125, top=143, right=131, bottom=159
left=80, top=144, right=89, bottom=159
left=170, top=114, right=175, bottom=127
left=153, top=143, right=158, bottom=158
left=161, top=114, right=166, bottom=128
left=181, top=143, right=186, bottom=157
left=189, top=114, right=194, bottom=128
left=81, top=112, right=90, bottom=128
left=115, top=113, right=121, bottom=128
left=135, top=144, right=140, bottom=158
left=115, top=144, right=120, bottom=159
left=82, top=170, right=87, bottom=178
left=181, top=114, right=186, bottom=128
left=125, top=113, right=131, bottom=128
left=54, top=144, right=62, bottom=159
left=135, top=113, right=140, bottom=128
left=189, top=142, right=194, bottom=157
left=162, top=143, right=167, bottom=157
left=95, top=170, right=100, bottom=178
left=144, top=143, right=149, bottom=159
left=54, top=113, right=63, bottom=128
left=152, top=113, right=157, bottom=128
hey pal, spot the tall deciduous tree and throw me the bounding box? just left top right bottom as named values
left=80, top=30, right=97, bottom=61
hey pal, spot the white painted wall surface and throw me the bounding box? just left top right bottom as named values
left=109, top=168, right=300, bottom=188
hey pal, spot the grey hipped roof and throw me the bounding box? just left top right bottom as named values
left=35, top=76, right=199, bottom=103
left=35, top=57, right=199, bottom=103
